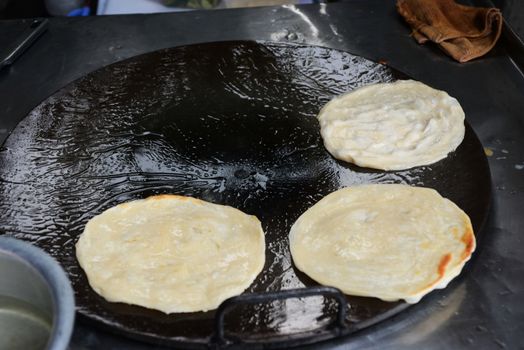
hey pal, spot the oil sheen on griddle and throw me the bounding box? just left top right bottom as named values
left=0, top=42, right=490, bottom=343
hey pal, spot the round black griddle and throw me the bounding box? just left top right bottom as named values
left=0, top=41, right=491, bottom=348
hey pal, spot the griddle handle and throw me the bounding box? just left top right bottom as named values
left=212, top=286, right=348, bottom=347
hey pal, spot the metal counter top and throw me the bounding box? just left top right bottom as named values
left=0, top=1, right=523, bottom=349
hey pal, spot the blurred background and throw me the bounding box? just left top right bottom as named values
left=0, top=0, right=521, bottom=43
left=0, top=0, right=332, bottom=17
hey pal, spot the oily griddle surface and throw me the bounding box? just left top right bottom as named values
left=0, top=41, right=490, bottom=346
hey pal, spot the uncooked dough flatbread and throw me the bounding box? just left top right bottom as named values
left=289, top=184, right=475, bottom=303
left=76, top=195, right=265, bottom=313
left=317, top=80, right=466, bottom=170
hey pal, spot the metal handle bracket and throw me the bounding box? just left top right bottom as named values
left=211, top=286, right=349, bottom=348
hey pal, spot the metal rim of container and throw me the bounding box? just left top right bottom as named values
left=0, top=236, right=75, bottom=350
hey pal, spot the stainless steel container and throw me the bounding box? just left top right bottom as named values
left=0, top=236, right=75, bottom=350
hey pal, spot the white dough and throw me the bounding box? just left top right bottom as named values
left=289, top=184, right=475, bottom=303
left=76, top=195, right=265, bottom=313
left=317, top=80, right=466, bottom=170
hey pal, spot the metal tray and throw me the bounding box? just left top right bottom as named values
left=0, top=41, right=491, bottom=348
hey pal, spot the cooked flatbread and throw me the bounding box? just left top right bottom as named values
left=317, top=80, right=465, bottom=170
left=289, top=184, right=475, bottom=303
left=76, top=195, right=265, bottom=313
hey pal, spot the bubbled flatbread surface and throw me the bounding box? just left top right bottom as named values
left=76, top=195, right=265, bottom=313
left=289, top=184, right=475, bottom=304
left=317, top=80, right=466, bottom=170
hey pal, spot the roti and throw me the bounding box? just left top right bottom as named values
left=317, top=80, right=465, bottom=170
left=289, top=184, right=475, bottom=303
left=76, top=195, right=265, bottom=313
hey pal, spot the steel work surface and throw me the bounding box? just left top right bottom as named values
left=0, top=1, right=523, bottom=349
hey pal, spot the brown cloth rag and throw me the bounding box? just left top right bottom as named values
left=397, top=0, right=503, bottom=62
